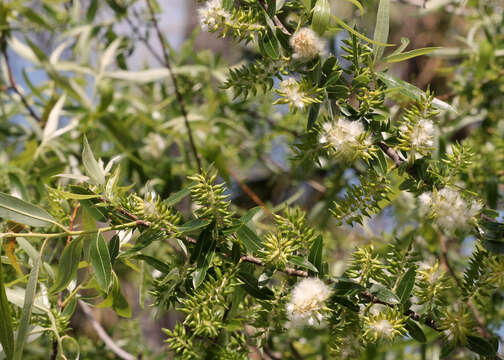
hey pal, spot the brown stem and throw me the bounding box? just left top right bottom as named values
left=227, top=168, right=273, bottom=218
left=257, top=0, right=291, bottom=35
left=360, top=291, right=442, bottom=332
left=67, top=202, right=80, bottom=244
left=145, top=0, right=202, bottom=172
left=2, top=47, right=42, bottom=123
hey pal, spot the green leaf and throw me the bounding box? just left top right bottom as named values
left=177, top=218, right=211, bottom=234
left=331, top=15, right=393, bottom=47
left=369, top=283, right=400, bottom=304
left=82, top=136, right=105, bottom=185
left=240, top=207, right=262, bottom=224
left=333, top=278, right=366, bottom=295
left=126, top=230, right=163, bottom=254
left=42, top=92, right=66, bottom=142
left=0, top=240, right=14, bottom=360
left=0, top=192, right=57, bottom=227
left=192, top=224, right=216, bottom=289
left=236, top=225, right=262, bottom=253
left=135, top=254, right=172, bottom=274
left=289, top=255, right=318, bottom=273
left=466, top=335, right=495, bottom=356
left=395, top=267, right=416, bottom=303
left=108, top=235, right=120, bottom=266
left=20, top=7, right=52, bottom=30
left=164, top=183, right=195, bottom=207
left=373, top=0, right=390, bottom=60
left=405, top=319, right=426, bottom=343
left=478, top=219, right=504, bottom=242
left=481, top=240, right=504, bottom=255
left=13, top=239, right=47, bottom=360
left=308, top=235, right=323, bottom=274
left=222, top=0, right=233, bottom=11
left=237, top=266, right=274, bottom=300
left=259, top=29, right=280, bottom=59
left=51, top=189, right=101, bottom=200
left=307, top=103, right=321, bottom=129
left=377, top=72, right=456, bottom=113
left=266, top=0, right=276, bottom=18
left=383, top=47, right=441, bottom=63
left=389, top=37, right=410, bottom=57
left=99, top=273, right=131, bottom=318
left=90, top=233, right=112, bottom=291
left=331, top=296, right=359, bottom=312
left=50, top=238, right=83, bottom=294
left=311, top=0, right=330, bottom=35
left=86, top=0, right=99, bottom=22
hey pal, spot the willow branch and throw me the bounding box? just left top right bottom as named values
left=360, top=291, right=442, bottom=332
left=145, top=0, right=202, bottom=171
left=2, top=47, right=41, bottom=123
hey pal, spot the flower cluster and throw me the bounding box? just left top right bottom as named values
left=440, top=305, right=474, bottom=345
left=400, top=118, right=435, bottom=150
left=275, top=78, right=322, bottom=110
left=415, top=261, right=449, bottom=311
left=319, top=119, right=370, bottom=159
left=419, top=188, right=481, bottom=231
left=286, top=278, right=331, bottom=326
left=198, top=0, right=231, bottom=32
left=361, top=308, right=407, bottom=342
left=290, top=27, right=326, bottom=60
left=277, top=78, right=306, bottom=109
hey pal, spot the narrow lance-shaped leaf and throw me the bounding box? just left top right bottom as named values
left=0, top=192, right=57, bottom=227
left=236, top=225, right=262, bottom=254
left=405, top=319, right=426, bottom=343
left=373, top=0, right=390, bottom=61
left=82, top=136, right=105, bottom=185
left=192, top=224, right=216, bottom=289
left=42, top=92, right=66, bottom=142
left=311, top=0, right=330, bottom=35
left=383, top=47, right=441, bottom=63
left=377, top=72, right=457, bottom=113
left=90, top=233, right=112, bottom=291
left=331, top=15, right=394, bottom=48
left=289, top=255, right=318, bottom=273
left=369, top=283, right=400, bottom=304
left=395, top=267, right=416, bottom=303
left=308, top=235, right=323, bottom=274
left=0, top=239, right=14, bottom=360
left=13, top=239, right=48, bottom=360
left=50, top=238, right=83, bottom=294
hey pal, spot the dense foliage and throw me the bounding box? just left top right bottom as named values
left=0, top=0, right=503, bottom=359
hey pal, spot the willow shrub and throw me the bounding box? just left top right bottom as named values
left=0, top=0, right=503, bottom=359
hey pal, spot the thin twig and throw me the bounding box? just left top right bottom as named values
left=67, top=202, right=80, bottom=244
left=145, top=0, right=202, bottom=171
left=125, top=12, right=164, bottom=65
left=227, top=168, right=273, bottom=218
left=2, top=47, right=41, bottom=123
left=257, top=0, right=291, bottom=35
left=360, top=291, right=442, bottom=332
left=79, top=300, right=137, bottom=360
